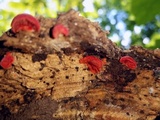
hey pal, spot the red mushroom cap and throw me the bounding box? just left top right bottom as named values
left=0, top=52, right=14, bottom=69
left=120, top=56, right=137, bottom=70
left=52, top=24, right=69, bottom=38
left=11, top=13, right=40, bottom=33
left=79, top=56, right=106, bottom=74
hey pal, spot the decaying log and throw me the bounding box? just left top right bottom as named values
left=0, top=9, right=160, bottom=120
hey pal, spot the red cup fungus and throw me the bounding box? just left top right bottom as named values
left=0, top=52, right=14, bottom=69
left=120, top=56, right=137, bottom=70
left=52, top=24, right=69, bottom=38
left=79, top=55, right=106, bottom=74
left=11, top=13, right=40, bottom=33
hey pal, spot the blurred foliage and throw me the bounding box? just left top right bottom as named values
left=0, top=0, right=159, bottom=49
left=130, top=0, right=160, bottom=24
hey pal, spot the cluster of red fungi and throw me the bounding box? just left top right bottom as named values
left=0, top=13, right=137, bottom=74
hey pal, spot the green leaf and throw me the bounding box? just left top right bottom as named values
left=130, top=0, right=160, bottom=24
left=146, top=33, right=160, bottom=49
